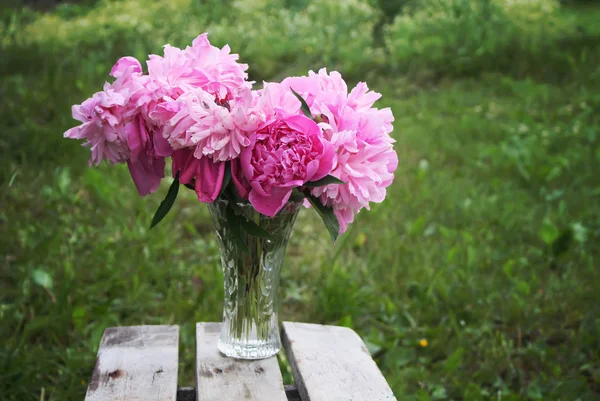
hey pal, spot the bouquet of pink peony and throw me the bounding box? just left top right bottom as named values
left=65, top=34, right=397, bottom=359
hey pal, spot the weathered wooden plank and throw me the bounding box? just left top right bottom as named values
left=195, top=322, right=288, bottom=401
left=282, top=322, right=397, bottom=401
left=85, top=325, right=179, bottom=401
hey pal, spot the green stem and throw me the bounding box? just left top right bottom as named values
left=230, top=215, right=267, bottom=342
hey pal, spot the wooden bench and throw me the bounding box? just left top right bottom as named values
left=84, top=322, right=396, bottom=401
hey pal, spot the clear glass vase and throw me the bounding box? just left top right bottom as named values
left=208, top=198, right=300, bottom=359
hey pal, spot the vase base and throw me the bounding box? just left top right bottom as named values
left=218, top=338, right=281, bottom=360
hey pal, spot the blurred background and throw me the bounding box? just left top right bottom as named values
left=1, top=0, right=599, bottom=399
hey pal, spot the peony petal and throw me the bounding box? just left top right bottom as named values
left=194, top=158, right=225, bottom=203
left=153, top=128, right=173, bottom=157
left=172, top=148, right=196, bottom=183
left=231, top=159, right=250, bottom=199
left=282, top=114, right=320, bottom=136
left=312, top=138, right=335, bottom=181
left=125, top=121, right=143, bottom=162
left=127, top=157, right=164, bottom=196
left=63, top=125, right=83, bottom=139
left=249, top=186, right=292, bottom=217
left=110, top=56, right=142, bottom=78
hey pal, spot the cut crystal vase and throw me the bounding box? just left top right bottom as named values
left=208, top=198, right=300, bottom=359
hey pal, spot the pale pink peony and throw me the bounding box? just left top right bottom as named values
left=310, top=127, right=397, bottom=233
left=239, top=83, right=334, bottom=217
left=64, top=56, right=170, bottom=196
left=183, top=33, right=252, bottom=100
left=64, top=58, right=145, bottom=166
left=281, top=69, right=397, bottom=233
left=164, top=87, right=259, bottom=162
left=144, top=33, right=250, bottom=106
left=141, top=33, right=252, bottom=153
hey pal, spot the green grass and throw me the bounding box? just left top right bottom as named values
left=1, top=1, right=600, bottom=400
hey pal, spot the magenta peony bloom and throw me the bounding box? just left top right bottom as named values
left=239, top=83, right=334, bottom=217
left=281, top=69, right=397, bottom=233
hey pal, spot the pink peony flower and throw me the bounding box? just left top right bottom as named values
left=64, top=91, right=129, bottom=166
left=310, top=128, right=397, bottom=233
left=240, top=83, right=334, bottom=216
left=164, top=87, right=259, bottom=162
left=183, top=33, right=252, bottom=100
left=281, top=69, right=397, bottom=233
left=64, top=56, right=170, bottom=196
left=144, top=33, right=250, bottom=106
left=63, top=58, right=146, bottom=166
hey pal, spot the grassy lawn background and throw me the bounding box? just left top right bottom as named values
left=1, top=0, right=599, bottom=400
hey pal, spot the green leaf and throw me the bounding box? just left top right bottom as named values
left=32, top=269, right=53, bottom=290
left=442, top=348, right=465, bottom=373
left=539, top=217, right=559, bottom=245
left=291, top=88, right=313, bottom=119
left=416, top=390, right=431, bottom=401
left=8, top=170, right=19, bottom=187
left=239, top=218, right=274, bottom=240
left=225, top=204, right=248, bottom=253
left=431, top=385, right=447, bottom=400
left=223, top=194, right=275, bottom=240
left=289, top=188, right=305, bottom=202
left=306, top=194, right=340, bottom=243
left=304, top=175, right=345, bottom=187
left=219, top=161, right=232, bottom=197
left=150, top=175, right=180, bottom=229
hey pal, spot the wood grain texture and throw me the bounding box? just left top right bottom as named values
left=282, top=322, right=397, bottom=401
left=85, top=325, right=179, bottom=401
left=195, top=322, right=288, bottom=401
